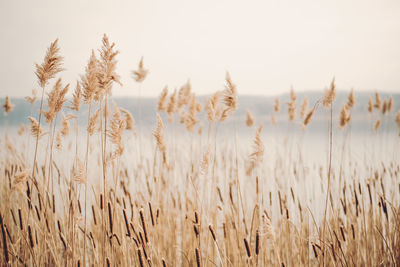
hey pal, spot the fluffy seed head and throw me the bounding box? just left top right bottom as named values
left=300, top=97, right=308, bottom=119
left=120, top=107, right=135, bottom=131
left=81, top=50, right=99, bottom=103
left=388, top=95, right=393, bottom=112
left=339, top=104, right=351, bottom=129
left=396, top=111, right=400, bottom=128
left=346, top=89, right=355, bottom=109
left=154, top=114, right=167, bottom=164
left=274, top=97, right=280, bottom=113
left=97, top=34, right=121, bottom=98
left=374, top=92, right=381, bottom=110
left=3, top=96, right=14, bottom=114
left=132, top=57, right=148, bottom=83
left=374, top=119, right=381, bottom=131
left=247, top=124, right=264, bottom=175
left=35, top=39, right=64, bottom=88
left=322, top=78, right=336, bottom=108
left=167, top=89, right=177, bottom=122
left=18, top=123, right=25, bottom=136
left=108, top=104, right=126, bottom=157
left=382, top=100, right=388, bottom=115
left=28, top=117, right=44, bottom=139
left=158, top=86, right=168, bottom=112
left=303, top=108, right=315, bottom=127
left=73, top=158, right=86, bottom=184
left=206, top=91, right=221, bottom=123
left=87, top=108, right=101, bottom=136
left=70, top=81, right=82, bottom=111
left=246, top=111, right=254, bottom=127
left=25, top=89, right=37, bottom=104
left=368, top=96, right=373, bottom=113
left=221, top=72, right=238, bottom=118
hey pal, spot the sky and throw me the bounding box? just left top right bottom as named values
left=0, top=0, right=399, bottom=97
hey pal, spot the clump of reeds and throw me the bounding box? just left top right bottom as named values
left=1, top=35, right=400, bottom=267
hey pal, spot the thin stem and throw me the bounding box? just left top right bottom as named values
left=322, top=105, right=333, bottom=266
left=102, top=94, right=108, bottom=265
left=32, top=85, right=45, bottom=185
left=83, top=101, right=92, bottom=266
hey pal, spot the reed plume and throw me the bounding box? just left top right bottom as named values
left=43, top=78, right=69, bottom=123
left=18, top=123, right=25, bottom=136
left=322, top=78, right=336, bottom=107
left=374, top=92, right=381, bottom=110
left=396, top=111, right=400, bottom=128
left=177, top=80, right=191, bottom=108
left=35, top=39, right=64, bottom=88
left=25, top=89, right=37, bottom=104
left=183, top=95, right=199, bottom=132
left=374, top=119, right=381, bottom=131
left=81, top=50, right=99, bottom=103
left=154, top=114, right=167, bottom=163
left=70, top=81, right=82, bottom=111
left=220, top=72, right=238, bottom=121
left=87, top=109, right=101, bottom=136
left=120, top=107, right=135, bottom=131
left=368, top=96, right=373, bottom=113
left=382, top=100, right=388, bottom=115
left=274, top=97, right=280, bottom=113
left=339, top=104, right=351, bottom=129
left=303, top=108, right=315, bottom=127
left=346, top=89, right=355, bottom=109
left=167, top=89, right=177, bottom=122
left=271, top=115, right=277, bottom=125
left=158, top=86, right=168, bottom=112
left=287, top=87, right=296, bottom=121
left=97, top=34, right=121, bottom=99
left=246, top=111, right=255, bottom=127
left=388, top=95, right=393, bottom=112
left=247, top=124, right=264, bottom=175
left=200, top=147, right=210, bottom=174
left=60, top=113, right=75, bottom=136
left=132, top=57, right=149, bottom=83
left=3, top=96, right=14, bottom=114
left=108, top=104, right=126, bottom=157
left=206, top=91, right=221, bottom=123
left=28, top=117, right=44, bottom=139
left=300, top=97, right=308, bottom=119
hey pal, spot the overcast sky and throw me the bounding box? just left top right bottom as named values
left=0, top=0, right=399, bottom=97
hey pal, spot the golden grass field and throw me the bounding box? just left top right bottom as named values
left=1, top=35, right=400, bottom=266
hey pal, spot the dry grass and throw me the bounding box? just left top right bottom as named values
left=0, top=36, right=400, bottom=267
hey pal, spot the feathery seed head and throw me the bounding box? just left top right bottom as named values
left=322, top=77, right=336, bottom=108
left=3, top=96, right=14, bottom=114
left=35, top=39, right=64, bottom=88
left=246, top=111, right=254, bottom=127
left=132, top=56, right=149, bottom=83
left=158, top=86, right=169, bottom=112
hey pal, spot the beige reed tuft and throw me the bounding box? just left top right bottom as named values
left=3, top=96, right=14, bottom=114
